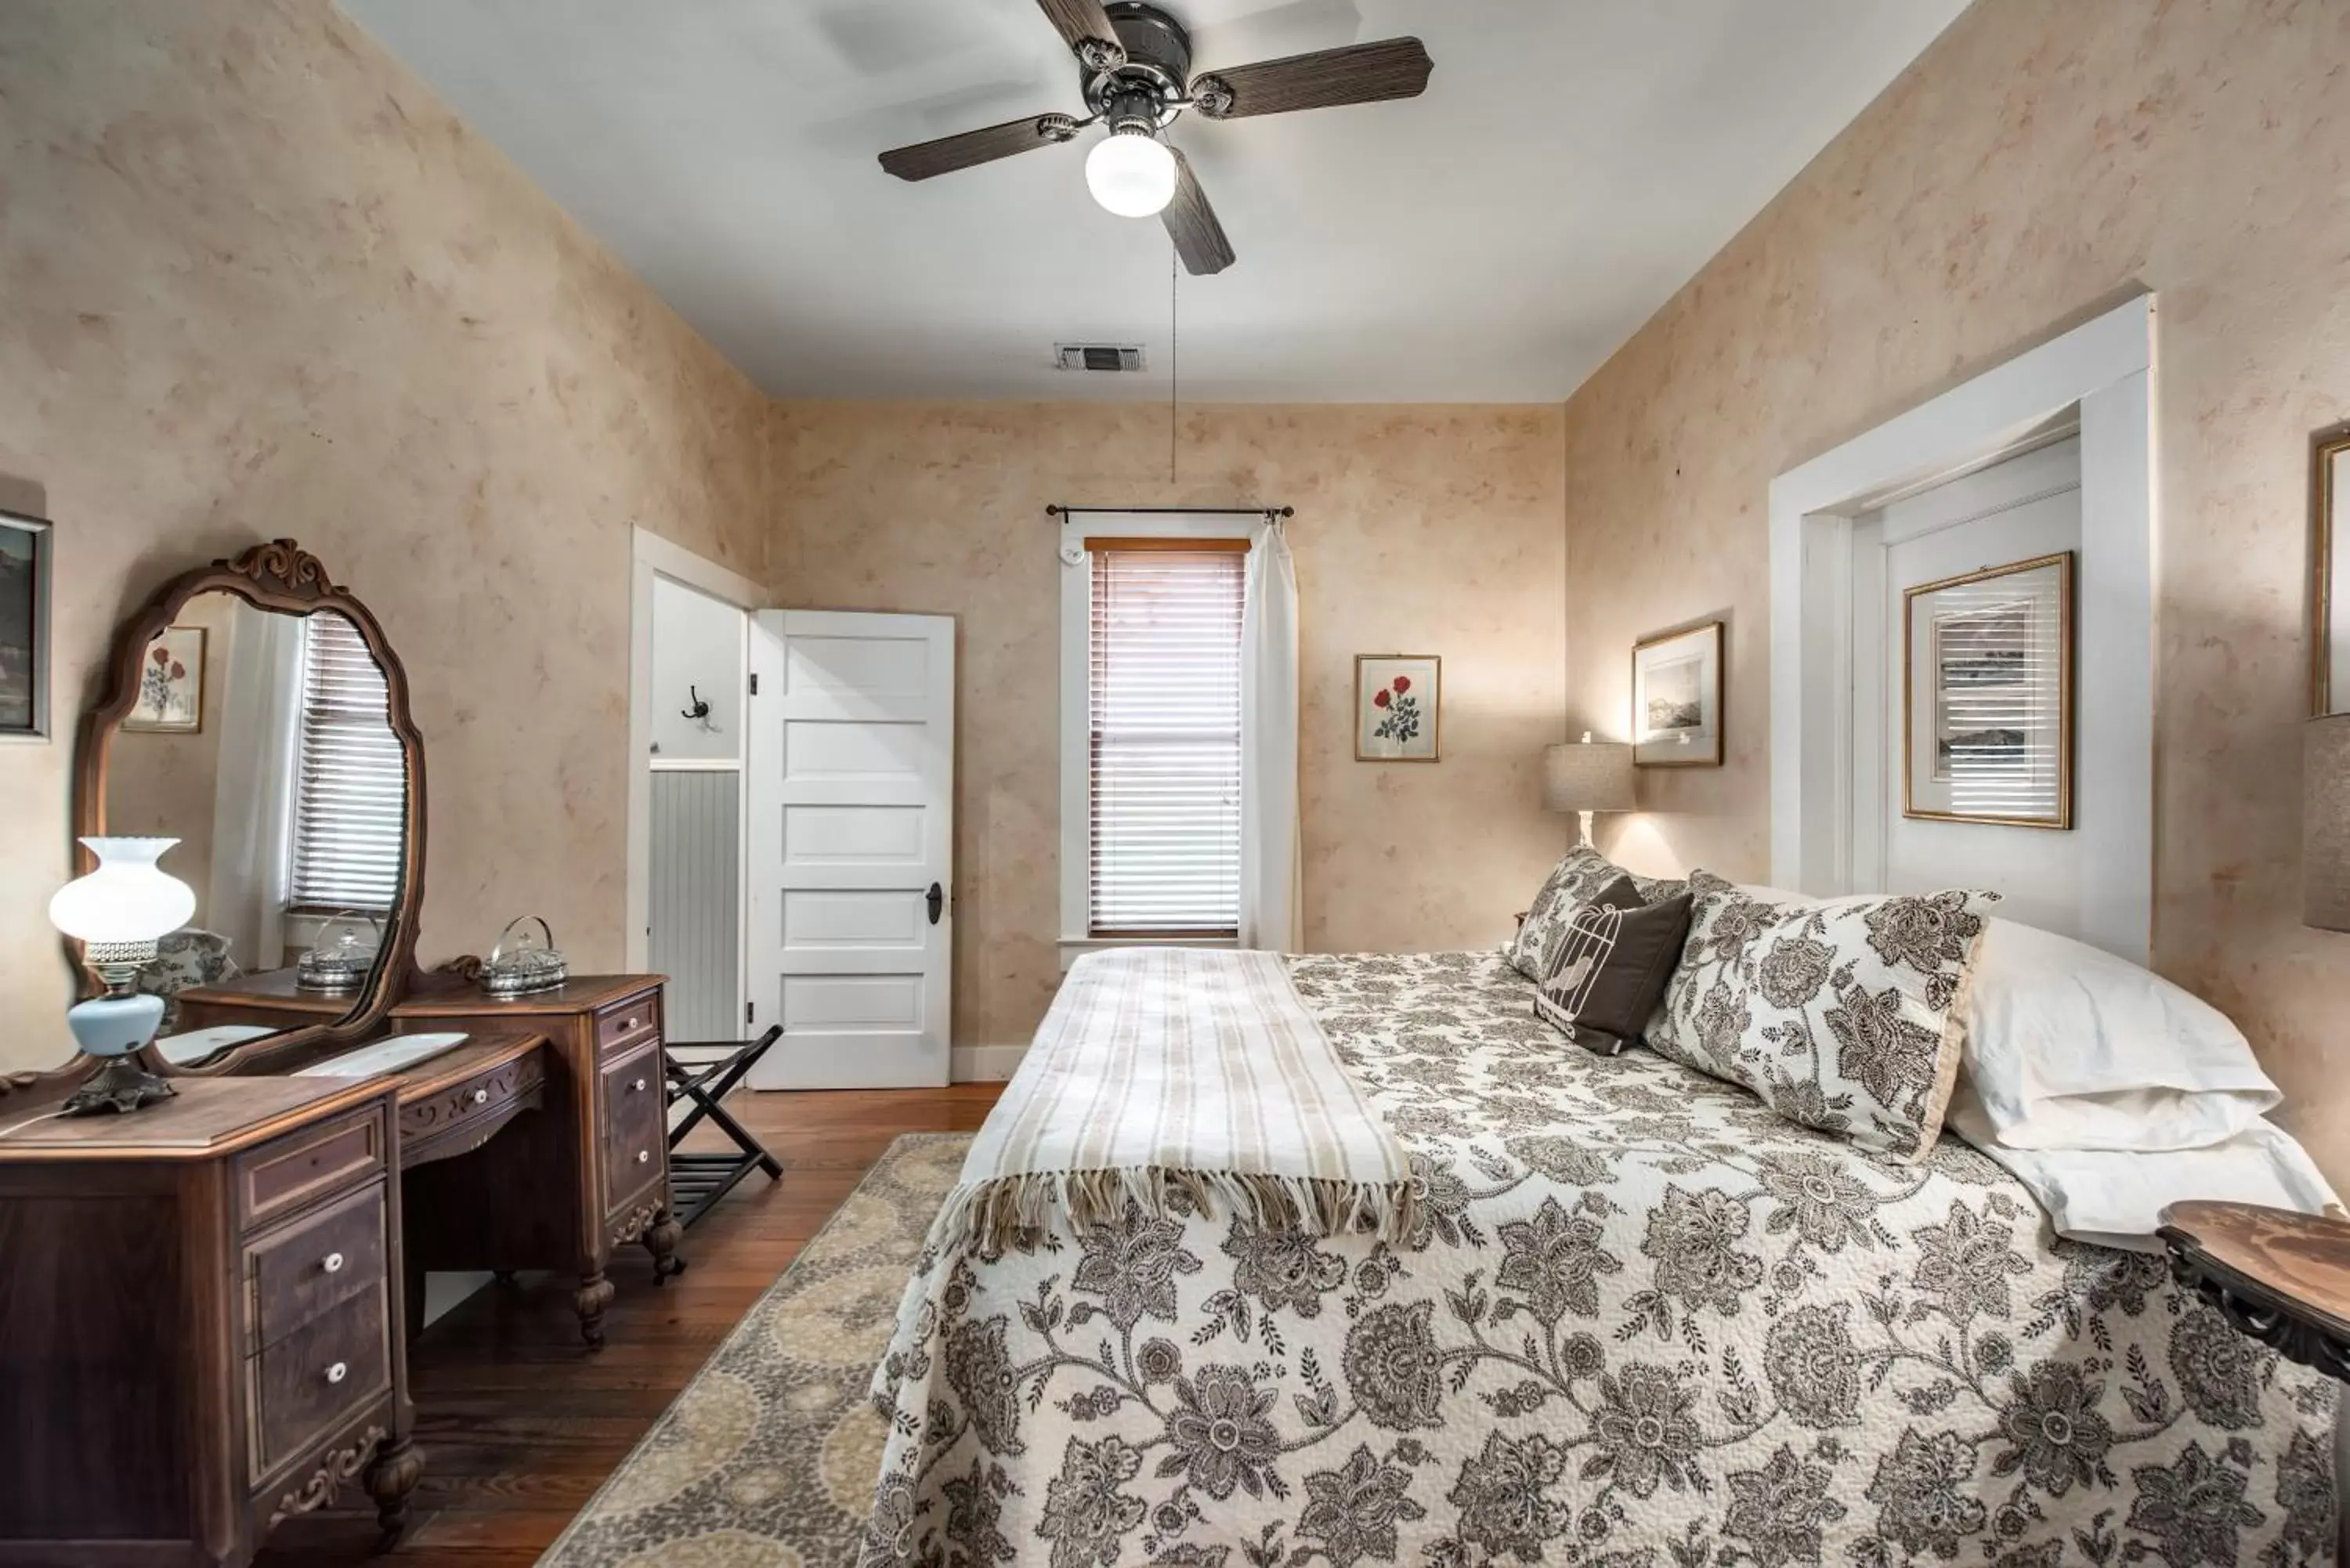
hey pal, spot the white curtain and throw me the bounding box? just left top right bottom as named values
left=208, top=605, right=302, bottom=970
left=1240, top=525, right=1302, bottom=951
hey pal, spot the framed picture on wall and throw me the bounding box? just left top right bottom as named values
left=1903, top=551, right=2073, bottom=829
left=1632, top=621, right=1723, bottom=767
left=125, top=625, right=207, bottom=734
left=1355, top=655, right=1441, bottom=761
left=0, top=510, right=49, bottom=742
left=2313, top=420, right=2350, bottom=714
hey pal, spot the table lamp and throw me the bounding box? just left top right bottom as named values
left=1544, top=732, right=1636, bottom=848
left=49, top=836, right=196, bottom=1115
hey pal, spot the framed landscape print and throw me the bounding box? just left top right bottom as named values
left=1903, top=551, right=2073, bottom=829
left=1355, top=654, right=1440, bottom=761
left=125, top=625, right=207, bottom=734
left=0, top=511, right=49, bottom=742
left=1631, top=621, right=1723, bottom=767
left=2313, top=420, right=2350, bottom=714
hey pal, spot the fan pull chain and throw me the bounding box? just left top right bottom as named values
left=1169, top=240, right=1179, bottom=486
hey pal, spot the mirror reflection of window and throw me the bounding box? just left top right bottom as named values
left=287, top=612, right=405, bottom=914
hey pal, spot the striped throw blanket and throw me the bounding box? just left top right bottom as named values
left=931, top=948, right=1417, bottom=1253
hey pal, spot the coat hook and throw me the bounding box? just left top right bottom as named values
left=682, top=685, right=711, bottom=721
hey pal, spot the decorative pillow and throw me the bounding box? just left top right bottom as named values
left=1533, top=877, right=1695, bottom=1056
left=1509, top=846, right=1687, bottom=980
left=1645, top=871, right=1998, bottom=1160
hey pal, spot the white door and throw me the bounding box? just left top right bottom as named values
left=746, top=610, right=955, bottom=1089
left=1850, top=436, right=2084, bottom=936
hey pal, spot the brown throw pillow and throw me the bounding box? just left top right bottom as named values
left=1533, top=876, right=1696, bottom=1056
left=1509, top=846, right=1688, bottom=981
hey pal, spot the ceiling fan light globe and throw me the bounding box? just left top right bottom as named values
left=1085, top=132, right=1177, bottom=218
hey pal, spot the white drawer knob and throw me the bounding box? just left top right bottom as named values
left=323, top=1252, right=345, bottom=1275
left=472, top=1088, right=490, bottom=1105
left=325, top=1361, right=349, bottom=1386
left=637, top=1150, right=651, bottom=1165
left=632, top=1078, right=646, bottom=1093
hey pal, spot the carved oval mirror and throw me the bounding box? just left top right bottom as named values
left=69, top=540, right=426, bottom=1077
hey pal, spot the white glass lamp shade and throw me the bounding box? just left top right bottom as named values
left=1086, top=131, right=1178, bottom=218
left=1542, top=737, right=1636, bottom=815
left=49, top=836, right=197, bottom=946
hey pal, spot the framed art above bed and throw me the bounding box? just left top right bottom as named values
left=1632, top=620, right=1722, bottom=767
left=1902, top=551, right=2073, bottom=828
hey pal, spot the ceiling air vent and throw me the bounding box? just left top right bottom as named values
left=1055, top=343, right=1147, bottom=373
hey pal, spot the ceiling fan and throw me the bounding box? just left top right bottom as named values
left=877, top=0, right=1434, bottom=276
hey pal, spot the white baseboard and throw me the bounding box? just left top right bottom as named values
left=951, top=1044, right=1026, bottom=1082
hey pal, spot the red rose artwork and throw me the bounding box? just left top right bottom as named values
left=1392, top=675, right=1410, bottom=694
left=1372, top=688, right=1391, bottom=709
left=132, top=628, right=203, bottom=731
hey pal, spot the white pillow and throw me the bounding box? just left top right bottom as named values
left=1947, top=1097, right=2340, bottom=1252
left=1960, top=919, right=2278, bottom=1151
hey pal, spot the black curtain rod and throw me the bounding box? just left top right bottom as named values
left=1047, top=504, right=1293, bottom=519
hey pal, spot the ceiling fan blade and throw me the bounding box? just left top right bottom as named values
left=1162, top=150, right=1235, bottom=276
left=1191, top=37, right=1432, bottom=120
left=879, top=113, right=1081, bottom=181
left=1034, top=0, right=1126, bottom=70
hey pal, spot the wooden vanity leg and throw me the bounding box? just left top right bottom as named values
left=644, top=1209, right=687, bottom=1285
left=574, top=1269, right=616, bottom=1349
left=364, top=1433, right=427, bottom=1537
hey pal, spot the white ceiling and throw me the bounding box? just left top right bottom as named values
left=339, top=0, right=1969, bottom=403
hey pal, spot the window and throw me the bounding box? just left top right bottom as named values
left=287, top=612, right=406, bottom=912
left=1086, top=542, right=1246, bottom=937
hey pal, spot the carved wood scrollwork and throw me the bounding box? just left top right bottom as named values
left=221, top=538, right=340, bottom=600
left=398, top=1058, right=541, bottom=1140
left=610, top=1198, right=663, bottom=1248
left=2164, top=1246, right=2350, bottom=1385
left=269, top=1423, right=386, bottom=1528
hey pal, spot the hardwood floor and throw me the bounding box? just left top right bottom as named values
left=258, top=1082, right=1005, bottom=1566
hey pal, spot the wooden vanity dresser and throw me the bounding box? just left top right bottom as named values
left=0, top=542, right=692, bottom=1561
left=0, top=1076, right=422, bottom=1566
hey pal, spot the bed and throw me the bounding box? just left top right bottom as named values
left=866, top=949, right=2337, bottom=1566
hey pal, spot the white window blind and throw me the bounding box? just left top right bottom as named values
left=1089, top=544, right=1246, bottom=938
left=287, top=612, right=406, bottom=912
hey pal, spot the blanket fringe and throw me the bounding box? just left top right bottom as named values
left=925, top=1166, right=1424, bottom=1258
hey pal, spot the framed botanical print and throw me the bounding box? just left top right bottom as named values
left=2312, top=420, right=2350, bottom=714
left=0, top=510, right=49, bottom=742
left=1355, top=655, right=1440, bottom=761
left=1631, top=621, right=1723, bottom=767
left=125, top=625, right=207, bottom=734
left=1903, top=551, right=2073, bottom=829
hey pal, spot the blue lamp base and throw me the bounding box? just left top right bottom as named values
left=62, top=990, right=176, bottom=1117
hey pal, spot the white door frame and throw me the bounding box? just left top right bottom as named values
left=1767, top=293, right=2154, bottom=962
left=626, top=529, right=766, bottom=1020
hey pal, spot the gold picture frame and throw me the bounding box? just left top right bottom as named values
left=2310, top=419, right=2350, bottom=715
left=1354, top=654, right=1441, bottom=762
left=1901, top=551, right=2073, bottom=829
left=1631, top=621, right=1723, bottom=768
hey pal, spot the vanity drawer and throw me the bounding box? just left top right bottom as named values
left=247, top=1181, right=386, bottom=1353
left=595, top=992, right=661, bottom=1057
left=248, top=1284, right=391, bottom=1478
left=601, top=1041, right=666, bottom=1208
left=399, top=1049, right=544, bottom=1147
left=235, top=1107, right=385, bottom=1233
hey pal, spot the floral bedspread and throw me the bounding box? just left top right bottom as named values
left=866, top=951, right=2337, bottom=1568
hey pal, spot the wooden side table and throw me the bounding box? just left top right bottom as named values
left=2157, top=1201, right=2350, bottom=1384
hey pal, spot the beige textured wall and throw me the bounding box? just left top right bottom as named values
left=1560, top=0, right=2350, bottom=1180
left=773, top=403, right=1568, bottom=1052
left=0, top=0, right=771, bottom=1070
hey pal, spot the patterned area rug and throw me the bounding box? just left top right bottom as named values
left=537, top=1133, right=966, bottom=1568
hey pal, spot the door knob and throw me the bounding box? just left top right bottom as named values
left=927, top=883, right=945, bottom=925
